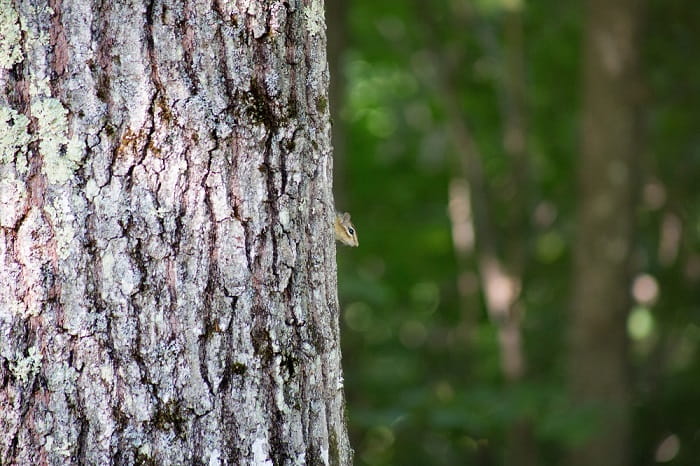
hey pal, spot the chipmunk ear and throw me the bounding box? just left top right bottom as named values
left=342, top=212, right=351, bottom=222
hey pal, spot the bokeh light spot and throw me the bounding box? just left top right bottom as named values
left=654, top=434, right=680, bottom=462
left=631, top=273, right=659, bottom=305
left=628, top=306, right=654, bottom=341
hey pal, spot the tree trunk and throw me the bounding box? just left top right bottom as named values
left=325, top=0, right=348, bottom=205
left=569, top=0, right=643, bottom=464
left=0, top=0, right=352, bottom=464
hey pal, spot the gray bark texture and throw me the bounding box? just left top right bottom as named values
left=0, top=0, right=352, bottom=464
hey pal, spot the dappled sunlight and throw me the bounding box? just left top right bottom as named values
left=448, top=178, right=475, bottom=254
left=481, top=257, right=520, bottom=319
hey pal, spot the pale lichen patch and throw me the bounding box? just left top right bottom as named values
left=1, top=3, right=84, bottom=185
left=0, top=105, right=32, bottom=170
left=9, top=345, right=43, bottom=384
left=0, top=0, right=24, bottom=68
left=30, top=98, right=84, bottom=184
left=304, top=0, right=326, bottom=37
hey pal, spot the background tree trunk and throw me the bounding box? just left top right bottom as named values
left=0, top=0, right=352, bottom=464
left=569, top=0, right=643, bottom=464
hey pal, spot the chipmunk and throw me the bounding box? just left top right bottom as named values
left=334, top=212, right=359, bottom=247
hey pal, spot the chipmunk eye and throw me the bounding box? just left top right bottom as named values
left=348, top=228, right=355, bottom=235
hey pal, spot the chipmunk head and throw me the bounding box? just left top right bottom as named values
left=334, top=212, right=359, bottom=247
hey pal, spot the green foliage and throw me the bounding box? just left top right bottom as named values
left=332, top=0, right=700, bottom=464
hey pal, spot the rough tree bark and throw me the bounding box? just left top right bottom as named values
left=0, top=0, right=352, bottom=464
left=569, top=0, right=643, bottom=464
left=324, top=0, right=347, bottom=205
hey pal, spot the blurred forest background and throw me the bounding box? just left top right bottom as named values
left=326, top=0, right=700, bottom=465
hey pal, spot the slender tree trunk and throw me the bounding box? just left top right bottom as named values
left=0, top=0, right=352, bottom=464
left=569, top=0, right=643, bottom=464
left=325, top=0, right=348, bottom=205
